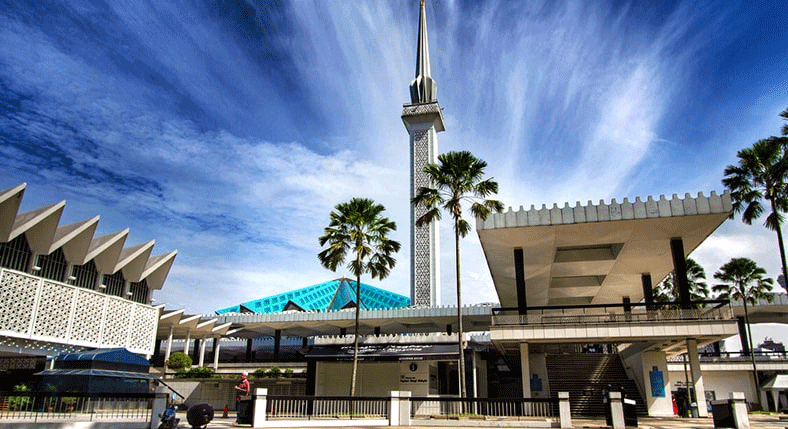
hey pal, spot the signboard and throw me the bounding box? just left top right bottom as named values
left=649, top=366, right=665, bottom=397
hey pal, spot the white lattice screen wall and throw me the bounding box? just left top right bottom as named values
left=0, top=268, right=158, bottom=355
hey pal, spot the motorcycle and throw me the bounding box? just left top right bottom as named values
left=158, top=403, right=180, bottom=429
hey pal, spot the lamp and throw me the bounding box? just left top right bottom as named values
left=31, top=266, right=41, bottom=271
left=67, top=275, right=76, bottom=281
left=99, top=284, right=107, bottom=289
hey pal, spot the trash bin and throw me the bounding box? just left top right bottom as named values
left=623, top=398, right=638, bottom=427
left=690, top=401, right=699, bottom=418
left=237, top=396, right=254, bottom=425
left=186, top=403, right=214, bottom=428
left=710, top=400, right=735, bottom=428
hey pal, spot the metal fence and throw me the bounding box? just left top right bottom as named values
left=0, top=392, right=154, bottom=423
left=267, top=395, right=389, bottom=420
left=492, top=300, right=733, bottom=326
left=410, top=396, right=558, bottom=421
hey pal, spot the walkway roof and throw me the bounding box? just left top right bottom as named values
left=476, top=191, right=732, bottom=309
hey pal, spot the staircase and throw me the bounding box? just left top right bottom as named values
left=546, top=353, right=648, bottom=416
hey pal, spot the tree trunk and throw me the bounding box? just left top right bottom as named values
left=455, top=218, right=467, bottom=405
left=350, top=268, right=362, bottom=398
left=743, top=298, right=760, bottom=399
left=774, top=220, right=788, bottom=293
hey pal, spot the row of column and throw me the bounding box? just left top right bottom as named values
left=159, top=329, right=300, bottom=370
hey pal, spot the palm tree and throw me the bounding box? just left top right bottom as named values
left=713, top=257, right=774, bottom=395
left=318, top=198, right=401, bottom=397
left=653, top=258, right=710, bottom=308
left=723, top=136, right=788, bottom=293
left=780, top=107, right=787, bottom=136
left=412, top=150, right=504, bottom=400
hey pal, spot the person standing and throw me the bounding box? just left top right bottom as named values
left=234, top=371, right=250, bottom=425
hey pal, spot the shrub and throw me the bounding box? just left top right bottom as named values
left=166, top=352, right=192, bottom=370
left=174, top=367, right=215, bottom=379
left=267, top=366, right=282, bottom=379
left=253, top=368, right=267, bottom=378
left=9, top=384, right=30, bottom=411
left=284, top=368, right=293, bottom=378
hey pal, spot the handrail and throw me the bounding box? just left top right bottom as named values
left=491, top=299, right=730, bottom=314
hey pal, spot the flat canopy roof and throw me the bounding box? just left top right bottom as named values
left=476, top=191, right=732, bottom=308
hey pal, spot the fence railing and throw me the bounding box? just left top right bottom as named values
left=410, top=396, right=558, bottom=420
left=267, top=395, right=390, bottom=420
left=492, top=300, right=733, bottom=326
left=0, top=392, right=154, bottom=422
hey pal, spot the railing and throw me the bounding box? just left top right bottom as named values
left=492, top=300, right=732, bottom=326
left=267, top=395, right=389, bottom=420
left=410, top=396, right=558, bottom=420
left=0, top=392, right=154, bottom=423
left=668, top=350, right=788, bottom=363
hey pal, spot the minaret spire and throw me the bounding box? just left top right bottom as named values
left=409, top=0, right=437, bottom=104
left=403, top=0, right=444, bottom=308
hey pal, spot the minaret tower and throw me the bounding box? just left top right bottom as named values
left=402, top=0, right=444, bottom=307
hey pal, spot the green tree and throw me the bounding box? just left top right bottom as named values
left=713, top=257, right=774, bottom=392
left=780, top=107, right=788, bottom=136
left=318, top=198, right=400, bottom=397
left=412, top=150, right=504, bottom=400
left=654, top=258, right=710, bottom=307
left=166, top=352, right=192, bottom=370
left=723, top=136, right=788, bottom=293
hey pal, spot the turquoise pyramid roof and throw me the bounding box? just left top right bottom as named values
left=215, top=278, right=410, bottom=315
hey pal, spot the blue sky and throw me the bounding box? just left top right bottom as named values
left=1, top=0, right=788, bottom=345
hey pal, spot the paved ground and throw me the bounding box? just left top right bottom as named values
left=200, top=413, right=788, bottom=428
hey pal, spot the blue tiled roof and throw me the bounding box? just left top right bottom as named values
left=215, top=278, right=409, bottom=314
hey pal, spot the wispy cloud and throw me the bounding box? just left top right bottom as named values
left=1, top=0, right=787, bottom=315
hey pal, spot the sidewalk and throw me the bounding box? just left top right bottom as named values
left=205, top=413, right=788, bottom=429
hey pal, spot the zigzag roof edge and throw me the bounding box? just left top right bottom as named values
left=10, top=201, right=65, bottom=241
left=49, top=216, right=100, bottom=255
left=113, top=240, right=155, bottom=281
left=141, top=250, right=177, bottom=290
left=477, top=190, right=733, bottom=230
left=0, top=183, right=26, bottom=242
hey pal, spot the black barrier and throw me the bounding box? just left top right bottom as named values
left=237, top=397, right=254, bottom=425
left=711, top=400, right=735, bottom=428
left=624, top=398, right=638, bottom=427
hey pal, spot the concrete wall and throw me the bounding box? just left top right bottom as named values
left=670, top=370, right=758, bottom=407
left=638, top=352, right=672, bottom=417
left=316, top=360, right=442, bottom=397
left=164, top=378, right=305, bottom=410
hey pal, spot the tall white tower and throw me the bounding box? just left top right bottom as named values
left=402, top=0, right=444, bottom=307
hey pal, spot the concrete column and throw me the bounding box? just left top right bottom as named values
left=183, top=329, right=191, bottom=355
left=559, top=392, right=572, bottom=428
left=471, top=351, right=478, bottom=399
left=639, top=351, right=672, bottom=416
left=27, top=253, right=40, bottom=274
left=95, top=272, right=105, bottom=291
left=150, top=386, right=168, bottom=429
left=687, top=339, right=708, bottom=417
left=123, top=280, right=131, bottom=299
left=252, top=388, right=267, bottom=426
left=164, top=325, right=174, bottom=363
left=389, top=391, right=411, bottom=426
left=641, top=273, right=654, bottom=310
left=608, top=391, right=625, bottom=429
left=198, top=336, right=207, bottom=367
left=514, top=248, right=527, bottom=315
left=670, top=238, right=691, bottom=308
left=212, top=338, right=221, bottom=370
left=274, top=330, right=281, bottom=359
left=245, top=338, right=253, bottom=362
left=731, top=392, right=750, bottom=429
left=63, top=263, right=74, bottom=283
left=738, top=317, right=751, bottom=356
left=520, top=343, right=531, bottom=398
